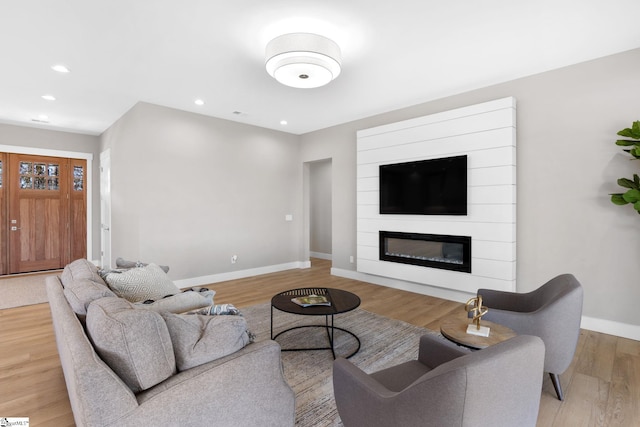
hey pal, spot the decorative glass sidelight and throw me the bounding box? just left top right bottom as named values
left=73, top=165, right=84, bottom=191
left=18, top=161, right=61, bottom=191
left=379, top=231, right=472, bottom=273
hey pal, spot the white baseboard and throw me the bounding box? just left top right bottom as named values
left=175, top=260, right=311, bottom=289
left=331, top=267, right=640, bottom=340
left=310, top=252, right=332, bottom=260
left=580, top=316, right=640, bottom=341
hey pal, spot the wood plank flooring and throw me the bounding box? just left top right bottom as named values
left=1, top=258, right=639, bottom=426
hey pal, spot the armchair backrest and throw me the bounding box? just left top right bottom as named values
left=416, top=335, right=545, bottom=426
left=482, top=274, right=583, bottom=374
left=527, top=273, right=583, bottom=313
left=335, top=335, right=544, bottom=427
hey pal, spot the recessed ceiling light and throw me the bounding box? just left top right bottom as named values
left=51, top=64, right=70, bottom=73
left=42, top=94, right=56, bottom=101
left=194, top=99, right=205, bottom=106
left=280, top=120, right=288, bottom=125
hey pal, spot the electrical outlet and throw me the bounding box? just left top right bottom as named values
left=350, top=256, right=354, bottom=263
left=231, top=255, right=238, bottom=264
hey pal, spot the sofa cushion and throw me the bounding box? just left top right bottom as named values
left=104, top=263, right=180, bottom=303
left=161, top=312, right=252, bottom=371
left=63, top=277, right=118, bottom=317
left=86, top=297, right=176, bottom=392
left=134, top=290, right=214, bottom=314
left=60, top=259, right=116, bottom=317
left=61, top=258, right=105, bottom=285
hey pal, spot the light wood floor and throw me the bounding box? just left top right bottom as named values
left=1, top=258, right=639, bottom=426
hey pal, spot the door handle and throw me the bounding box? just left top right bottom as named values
left=10, top=226, right=21, bottom=231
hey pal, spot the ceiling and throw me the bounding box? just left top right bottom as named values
left=2, top=1, right=640, bottom=136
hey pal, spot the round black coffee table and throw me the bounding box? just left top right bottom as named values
left=271, top=287, right=361, bottom=359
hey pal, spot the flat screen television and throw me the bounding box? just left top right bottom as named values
left=379, top=155, right=467, bottom=215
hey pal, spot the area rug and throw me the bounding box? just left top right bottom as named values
left=241, top=302, right=441, bottom=427
left=0, top=273, right=57, bottom=309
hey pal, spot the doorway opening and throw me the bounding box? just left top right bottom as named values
left=307, top=159, right=332, bottom=265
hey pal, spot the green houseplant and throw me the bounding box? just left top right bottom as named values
left=610, top=120, right=640, bottom=214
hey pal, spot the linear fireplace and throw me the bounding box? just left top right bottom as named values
left=379, top=231, right=472, bottom=273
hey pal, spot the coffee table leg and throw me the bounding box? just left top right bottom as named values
left=325, top=315, right=336, bottom=359
left=271, top=309, right=360, bottom=359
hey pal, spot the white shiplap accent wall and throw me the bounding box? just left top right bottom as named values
left=356, top=97, right=517, bottom=294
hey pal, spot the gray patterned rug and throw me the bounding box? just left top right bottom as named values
left=241, top=302, right=440, bottom=427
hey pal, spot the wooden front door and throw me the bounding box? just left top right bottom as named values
left=0, top=153, right=6, bottom=274
left=6, top=154, right=86, bottom=274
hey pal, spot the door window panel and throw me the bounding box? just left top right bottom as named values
left=18, top=161, right=61, bottom=191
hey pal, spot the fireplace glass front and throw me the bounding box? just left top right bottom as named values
left=379, top=231, right=471, bottom=273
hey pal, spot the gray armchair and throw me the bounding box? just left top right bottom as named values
left=478, top=273, right=583, bottom=400
left=333, top=334, right=545, bottom=427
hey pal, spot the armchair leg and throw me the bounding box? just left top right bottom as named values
left=550, top=373, right=564, bottom=401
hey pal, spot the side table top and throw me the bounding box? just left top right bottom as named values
left=440, top=317, right=516, bottom=349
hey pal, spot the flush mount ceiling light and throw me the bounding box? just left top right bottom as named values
left=265, top=33, right=341, bottom=89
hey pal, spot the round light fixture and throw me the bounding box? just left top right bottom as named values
left=265, top=33, right=341, bottom=89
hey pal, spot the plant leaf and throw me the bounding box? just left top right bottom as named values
left=618, top=178, right=638, bottom=189
left=622, top=189, right=640, bottom=203
left=635, top=174, right=640, bottom=186
left=611, top=194, right=629, bottom=205
left=615, top=139, right=638, bottom=146
left=618, top=121, right=640, bottom=139
left=635, top=200, right=640, bottom=212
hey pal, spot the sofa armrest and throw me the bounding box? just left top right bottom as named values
left=46, top=277, right=139, bottom=427
left=116, top=339, right=295, bottom=426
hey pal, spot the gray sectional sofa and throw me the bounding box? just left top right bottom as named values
left=46, top=259, right=295, bottom=427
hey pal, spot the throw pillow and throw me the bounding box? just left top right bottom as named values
left=134, top=290, right=214, bottom=313
left=86, top=297, right=176, bottom=392
left=104, top=263, right=180, bottom=303
left=115, top=257, right=169, bottom=273
left=161, top=312, right=252, bottom=371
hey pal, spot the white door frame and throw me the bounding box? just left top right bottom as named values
left=0, top=144, right=94, bottom=262
left=100, top=149, right=111, bottom=268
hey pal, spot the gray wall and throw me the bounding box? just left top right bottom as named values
left=100, top=102, right=302, bottom=280
left=301, top=47, right=640, bottom=326
left=0, top=122, right=101, bottom=260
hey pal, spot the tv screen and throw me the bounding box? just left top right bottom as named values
left=379, top=155, right=467, bottom=215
